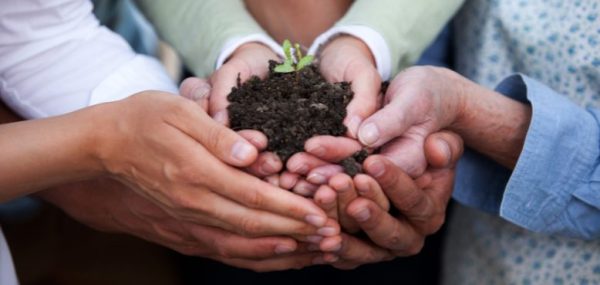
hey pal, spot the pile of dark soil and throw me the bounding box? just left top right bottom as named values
left=228, top=60, right=365, bottom=175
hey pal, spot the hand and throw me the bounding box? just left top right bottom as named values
left=93, top=90, right=333, bottom=238
left=180, top=77, right=283, bottom=178
left=208, top=42, right=280, bottom=125
left=309, top=131, right=464, bottom=269
left=38, top=180, right=322, bottom=272
left=344, top=131, right=463, bottom=257
left=319, top=35, right=381, bottom=138
left=357, top=66, right=531, bottom=172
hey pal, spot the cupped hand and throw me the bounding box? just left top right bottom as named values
left=39, top=180, right=322, bottom=272
left=319, top=35, right=382, bottom=138
left=356, top=66, right=466, bottom=176
left=92, top=90, right=332, bottom=239
left=208, top=42, right=280, bottom=125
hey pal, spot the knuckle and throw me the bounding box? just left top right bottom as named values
left=239, top=216, right=264, bottom=237
left=242, top=189, right=265, bottom=209
left=205, top=125, right=231, bottom=152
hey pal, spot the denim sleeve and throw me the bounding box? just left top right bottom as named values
left=453, top=74, right=600, bottom=240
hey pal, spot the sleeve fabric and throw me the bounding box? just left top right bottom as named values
left=334, top=0, right=464, bottom=76
left=0, top=0, right=177, bottom=119
left=135, top=0, right=278, bottom=77
left=454, top=74, right=600, bottom=240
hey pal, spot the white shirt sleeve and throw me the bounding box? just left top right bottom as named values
left=0, top=0, right=177, bottom=119
left=215, top=34, right=284, bottom=69
left=308, top=25, right=392, bottom=81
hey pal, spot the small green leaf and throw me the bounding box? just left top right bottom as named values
left=274, top=63, right=295, bottom=73
left=282, top=40, right=292, bottom=61
left=296, top=55, right=314, bottom=71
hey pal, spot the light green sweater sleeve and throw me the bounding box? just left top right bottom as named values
left=135, top=0, right=266, bottom=77
left=337, top=0, right=464, bottom=76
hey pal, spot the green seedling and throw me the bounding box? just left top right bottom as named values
left=274, top=40, right=314, bottom=73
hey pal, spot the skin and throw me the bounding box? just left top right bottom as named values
left=297, top=131, right=464, bottom=269
left=244, top=0, right=352, bottom=48
left=357, top=66, right=532, bottom=170
left=0, top=80, right=352, bottom=273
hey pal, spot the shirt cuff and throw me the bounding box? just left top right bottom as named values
left=453, top=74, right=600, bottom=238
left=307, top=25, right=391, bottom=80
left=89, top=55, right=178, bottom=105
left=215, top=34, right=284, bottom=69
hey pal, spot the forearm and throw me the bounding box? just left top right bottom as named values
left=449, top=71, right=532, bottom=169
left=0, top=107, right=103, bottom=200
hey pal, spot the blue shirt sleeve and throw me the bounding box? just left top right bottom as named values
left=453, top=74, right=600, bottom=240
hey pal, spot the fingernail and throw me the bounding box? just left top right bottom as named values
left=358, top=123, right=380, bottom=146
left=436, top=138, right=451, bottom=166
left=306, top=235, right=323, bottom=243
left=191, top=84, right=211, bottom=100
left=312, top=256, right=326, bottom=265
left=353, top=208, right=371, bottom=222
left=274, top=244, right=295, bottom=254
left=367, top=160, right=385, bottom=178
left=317, top=227, right=337, bottom=237
left=305, top=214, right=326, bottom=227
left=307, top=173, right=327, bottom=185
left=231, top=141, right=254, bottom=162
left=357, top=185, right=369, bottom=196
left=347, top=115, right=362, bottom=138
left=295, top=183, right=317, bottom=196
left=306, top=145, right=326, bottom=157
left=213, top=111, right=228, bottom=125
left=329, top=243, right=342, bottom=252
left=290, top=162, right=308, bottom=174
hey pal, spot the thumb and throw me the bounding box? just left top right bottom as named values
left=424, top=131, right=464, bottom=168
left=179, top=77, right=211, bottom=112
left=357, top=95, right=416, bottom=148
left=172, top=99, right=259, bottom=167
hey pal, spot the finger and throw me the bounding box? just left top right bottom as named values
left=188, top=224, right=300, bottom=259
left=179, top=77, right=211, bottom=111
left=379, top=133, right=427, bottom=177
left=292, top=179, right=319, bottom=197
left=357, top=86, right=422, bottom=148
left=347, top=198, right=424, bottom=255
left=305, top=136, right=363, bottom=162
left=286, top=152, right=329, bottom=175
left=328, top=173, right=360, bottom=233
left=353, top=174, right=390, bottom=211
left=221, top=253, right=321, bottom=272
left=279, top=171, right=299, bottom=190
left=306, top=164, right=344, bottom=185
left=246, top=152, right=283, bottom=177
left=363, top=155, right=430, bottom=217
left=264, top=174, right=280, bottom=186
left=314, top=185, right=338, bottom=220
left=238, top=130, right=268, bottom=151
left=173, top=190, right=322, bottom=238
left=334, top=233, right=393, bottom=264
left=167, top=99, right=258, bottom=167
left=208, top=63, right=244, bottom=125
left=171, top=121, right=331, bottom=228
left=343, top=61, right=381, bottom=138
left=424, top=131, right=464, bottom=168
